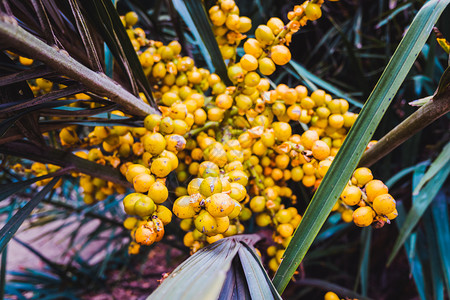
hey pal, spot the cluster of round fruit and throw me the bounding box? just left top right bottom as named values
left=336, top=167, right=397, bottom=227
left=237, top=0, right=324, bottom=76
left=28, top=162, right=62, bottom=188
left=208, top=0, right=252, bottom=61
left=22, top=0, right=396, bottom=260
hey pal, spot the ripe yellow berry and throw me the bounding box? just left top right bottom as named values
left=275, top=209, right=293, bottom=224
left=324, top=291, right=340, bottom=300
left=19, top=56, right=34, bottom=66
left=256, top=213, right=272, bottom=227
left=148, top=181, right=169, bottom=204
left=373, top=194, right=396, bottom=215
left=352, top=206, right=374, bottom=227
left=135, top=222, right=156, bottom=246
left=133, top=173, right=155, bottom=193
left=173, top=196, right=197, bottom=219
left=199, top=176, right=222, bottom=197
left=206, top=193, right=234, bottom=217
left=305, top=3, right=322, bottom=21
left=291, top=166, right=304, bottom=182
left=215, top=94, right=233, bottom=109
left=126, top=164, right=150, bottom=183
left=134, top=195, right=156, bottom=217
left=194, top=210, right=217, bottom=235
left=340, top=185, right=362, bottom=206
left=227, top=64, right=244, bottom=84
left=125, top=11, right=139, bottom=27
left=352, top=167, right=373, bottom=187
left=312, top=140, right=331, bottom=160
left=267, top=17, right=284, bottom=35
left=365, top=180, right=389, bottom=202
left=258, top=57, right=276, bottom=75
left=150, top=157, right=172, bottom=177
left=301, top=130, right=319, bottom=150
left=240, top=54, right=258, bottom=71
left=243, top=38, right=263, bottom=58
left=154, top=205, right=172, bottom=225
left=277, top=223, right=294, bottom=238
left=250, top=196, right=266, bottom=212
left=272, top=122, right=292, bottom=142
left=270, top=45, right=291, bottom=66
left=255, top=25, right=275, bottom=44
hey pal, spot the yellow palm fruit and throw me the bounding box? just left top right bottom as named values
left=353, top=206, right=374, bottom=227
left=272, top=122, right=292, bottom=142
left=59, top=127, right=79, bottom=145
left=270, top=45, right=291, bottom=65
left=258, top=57, right=276, bottom=75
left=173, top=196, right=196, bottom=219
left=194, top=210, right=217, bottom=235
left=340, top=185, right=362, bottom=206
left=352, top=167, right=373, bottom=187
left=134, top=196, right=156, bottom=217
left=215, top=94, right=233, bottom=109
left=240, top=54, right=258, bottom=71
left=267, top=17, right=284, bottom=35
left=207, top=107, right=225, bottom=122
left=148, top=181, right=169, bottom=204
left=324, top=291, right=340, bottom=300
left=238, top=16, right=252, bottom=33
left=255, top=25, right=275, bottom=44
left=206, top=193, right=235, bottom=218
left=277, top=223, right=294, bottom=238
left=227, top=64, right=245, bottom=84
left=301, top=130, right=319, bottom=150
left=373, top=194, right=396, bottom=215
left=133, top=173, right=155, bottom=193
left=19, top=56, right=33, bottom=66
left=150, top=157, right=172, bottom=177
left=365, top=179, right=389, bottom=202
left=311, top=140, right=331, bottom=160
left=143, top=132, right=166, bottom=156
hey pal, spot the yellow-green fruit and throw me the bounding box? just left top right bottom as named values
left=227, top=170, right=249, bottom=186
left=188, top=177, right=204, bottom=195
left=275, top=209, right=293, bottom=224
left=173, top=196, right=196, bottom=219
left=259, top=57, right=276, bottom=75
left=123, top=217, right=138, bottom=230
left=255, top=25, right=275, bottom=44
left=199, top=176, right=222, bottom=197
left=352, top=207, right=374, bottom=227
left=352, top=167, right=373, bottom=187
left=123, top=193, right=144, bottom=215
left=126, top=164, right=149, bottom=183
left=150, top=157, right=172, bottom=177
left=125, top=11, right=139, bottom=27
left=194, top=210, right=217, bottom=235
left=215, top=216, right=230, bottom=234
left=240, top=54, right=258, bottom=71
left=148, top=181, right=168, bottom=204
left=155, top=205, right=172, bottom=225
left=373, top=194, right=396, bottom=215
left=305, top=3, right=322, bottom=21
left=239, top=207, right=252, bottom=221
left=179, top=219, right=193, bottom=231
left=229, top=182, right=247, bottom=202
left=205, top=193, right=235, bottom=217
left=144, top=133, right=166, bottom=156
left=144, top=114, right=161, bottom=131
left=228, top=201, right=242, bottom=219
left=255, top=213, right=271, bottom=227
left=249, top=196, right=266, bottom=213
left=134, top=196, right=155, bottom=217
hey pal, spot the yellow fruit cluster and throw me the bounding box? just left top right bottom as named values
left=21, top=0, right=396, bottom=260
left=209, top=0, right=252, bottom=61
left=335, top=167, right=397, bottom=227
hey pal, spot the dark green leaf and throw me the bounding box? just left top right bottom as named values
left=172, top=0, right=232, bottom=85
left=273, top=0, right=450, bottom=293
left=388, top=146, right=450, bottom=265
left=0, top=177, right=59, bottom=254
